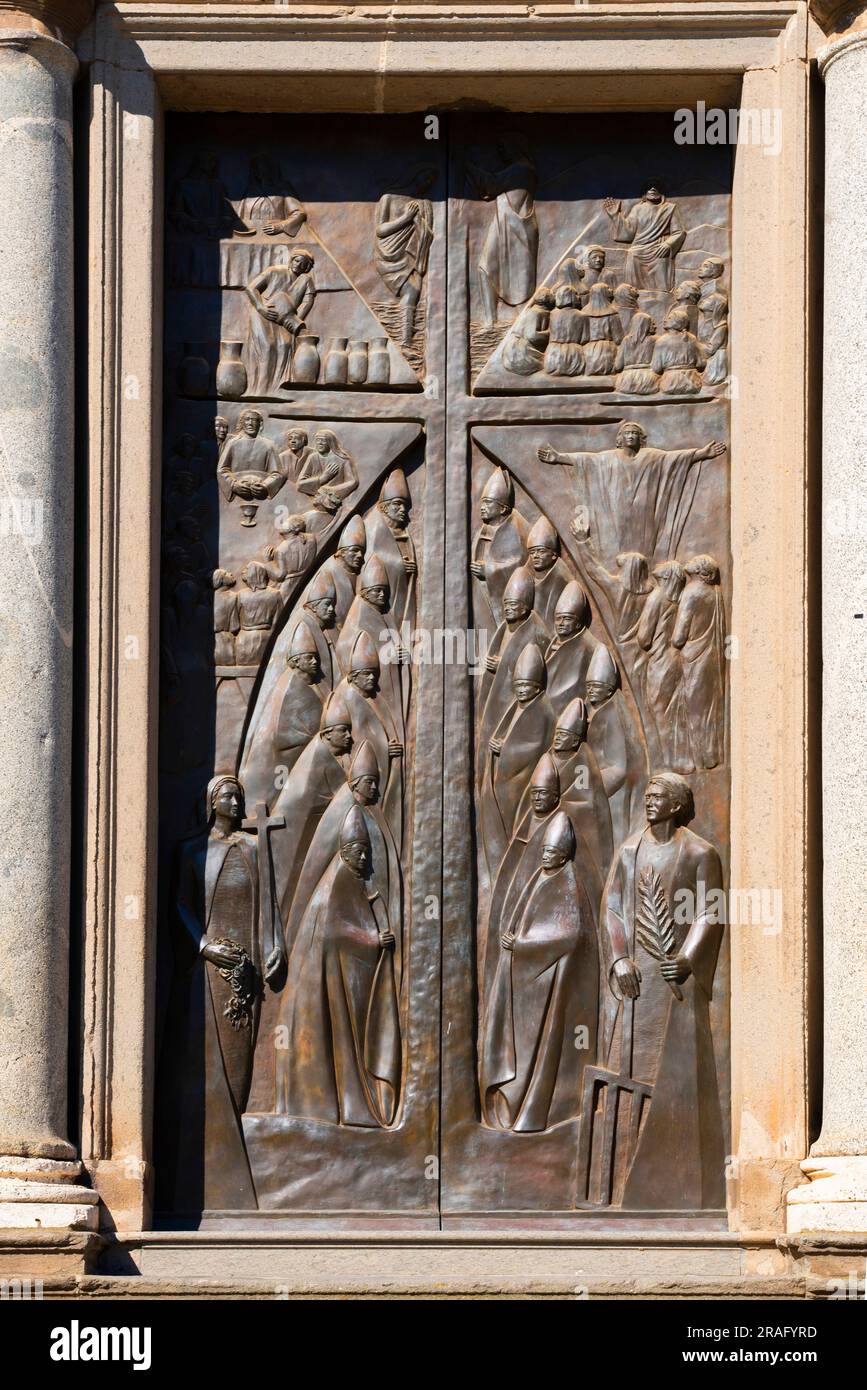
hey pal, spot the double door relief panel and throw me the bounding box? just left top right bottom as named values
left=156, top=114, right=732, bottom=1223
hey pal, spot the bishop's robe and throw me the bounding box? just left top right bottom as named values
left=480, top=857, right=598, bottom=1132
left=270, top=736, right=349, bottom=927
left=291, top=608, right=342, bottom=696
left=532, top=558, right=572, bottom=633
left=477, top=609, right=550, bottom=770
left=513, top=743, right=613, bottom=918
left=280, top=785, right=402, bottom=990
left=238, top=667, right=324, bottom=811
left=364, top=512, right=416, bottom=726
left=276, top=855, right=401, bottom=1127
left=480, top=692, right=555, bottom=876
left=324, top=554, right=362, bottom=630
left=336, top=678, right=404, bottom=854
left=337, top=595, right=405, bottom=746
left=471, top=510, right=529, bottom=629
left=365, top=509, right=417, bottom=632
left=587, top=691, right=648, bottom=850
left=544, top=628, right=600, bottom=716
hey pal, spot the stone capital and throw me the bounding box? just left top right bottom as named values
left=819, top=21, right=867, bottom=75
left=0, top=2, right=94, bottom=49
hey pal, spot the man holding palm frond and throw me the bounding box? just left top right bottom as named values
left=600, top=771, right=726, bottom=1210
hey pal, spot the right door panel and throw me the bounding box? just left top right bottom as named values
left=441, top=112, right=732, bottom=1218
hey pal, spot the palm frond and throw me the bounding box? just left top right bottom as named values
left=636, top=866, right=683, bottom=1000
left=635, top=866, right=677, bottom=961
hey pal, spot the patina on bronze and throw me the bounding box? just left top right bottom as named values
left=155, top=112, right=731, bottom=1223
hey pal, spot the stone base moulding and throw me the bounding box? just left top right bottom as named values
left=0, top=1157, right=99, bottom=1231
left=787, top=1158, right=867, bottom=1235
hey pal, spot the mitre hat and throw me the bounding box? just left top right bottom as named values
left=338, top=514, right=366, bottom=550
left=481, top=467, right=513, bottom=507
left=530, top=752, right=560, bottom=797
left=307, top=569, right=336, bottom=603
left=340, top=803, right=371, bottom=850
left=503, top=565, right=535, bottom=608
left=360, top=554, right=389, bottom=591
left=587, top=643, right=618, bottom=688
left=349, top=739, right=379, bottom=783
left=543, top=810, right=575, bottom=858
left=557, top=697, right=589, bottom=737
left=381, top=468, right=410, bottom=502
left=527, top=515, right=559, bottom=552
left=350, top=630, right=380, bottom=674
left=289, top=621, right=319, bottom=658
left=321, top=689, right=351, bottom=730
left=514, top=641, right=546, bottom=687
left=555, top=580, right=590, bottom=624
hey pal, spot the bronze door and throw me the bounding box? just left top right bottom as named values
left=156, top=113, right=731, bottom=1224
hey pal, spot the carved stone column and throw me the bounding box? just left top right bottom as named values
left=0, top=2, right=97, bottom=1230
left=787, top=17, right=867, bottom=1235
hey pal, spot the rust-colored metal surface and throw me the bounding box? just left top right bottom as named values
left=155, top=113, right=731, bottom=1224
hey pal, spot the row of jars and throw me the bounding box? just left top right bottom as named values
left=291, top=335, right=392, bottom=388
left=178, top=336, right=392, bottom=398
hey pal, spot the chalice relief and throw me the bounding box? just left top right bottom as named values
left=217, top=408, right=287, bottom=527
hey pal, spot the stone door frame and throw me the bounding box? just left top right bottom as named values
left=78, top=2, right=818, bottom=1240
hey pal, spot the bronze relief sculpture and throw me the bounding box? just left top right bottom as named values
left=157, top=113, right=731, bottom=1222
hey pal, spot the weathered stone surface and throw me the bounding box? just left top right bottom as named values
left=0, top=31, right=77, bottom=1167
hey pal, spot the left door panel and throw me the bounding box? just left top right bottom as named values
left=154, top=115, right=446, bottom=1223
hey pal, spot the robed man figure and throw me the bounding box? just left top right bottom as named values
left=276, top=804, right=401, bottom=1128
left=538, top=421, right=725, bottom=570
left=481, top=641, right=555, bottom=874
left=601, top=772, right=726, bottom=1210
left=471, top=467, right=529, bottom=630
left=480, top=811, right=598, bottom=1132
left=602, top=186, right=685, bottom=293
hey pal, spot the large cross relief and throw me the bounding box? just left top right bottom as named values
left=155, top=111, right=732, bottom=1224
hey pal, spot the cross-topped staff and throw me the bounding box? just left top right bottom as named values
left=243, top=800, right=286, bottom=978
